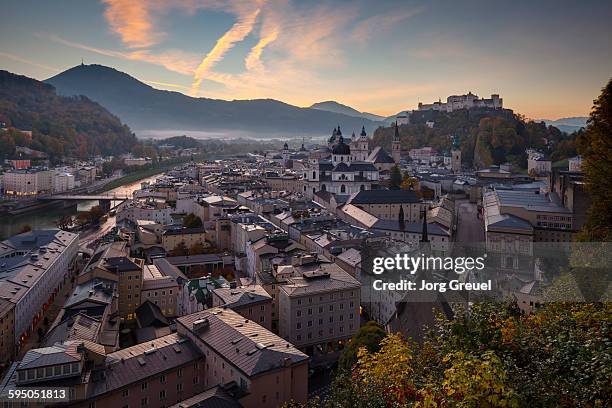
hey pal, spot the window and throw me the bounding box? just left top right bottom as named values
left=160, top=375, right=166, bottom=384
left=177, top=383, right=183, bottom=392
left=142, top=382, right=148, bottom=391
left=122, top=389, right=129, bottom=397
left=37, top=368, right=43, bottom=378
left=159, top=390, right=166, bottom=400
left=45, top=367, right=53, bottom=377
left=193, top=376, right=199, bottom=384
left=140, top=398, right=147, bottom=407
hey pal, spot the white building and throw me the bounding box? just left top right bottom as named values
left=418, top=92, right=502, bottom=112
left=2, top=169, right=53, bottom=197
left=53, top=172, right=75, bottom=193
left=0, top=230, right=79, bottom=349
left=115, top=199, right=175, bottom=225
left=528, top=153, right=552, bottom=176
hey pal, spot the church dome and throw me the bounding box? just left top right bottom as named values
left=332, top=135, right=351, bottom=155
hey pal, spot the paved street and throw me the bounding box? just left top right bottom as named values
left=455, top=199, right=485, bottom=243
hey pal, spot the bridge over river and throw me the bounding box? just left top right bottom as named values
left=39, top=194, right=130, bottom=201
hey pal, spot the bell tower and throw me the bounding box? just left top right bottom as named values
left=392, top=122, right=401, bottom=164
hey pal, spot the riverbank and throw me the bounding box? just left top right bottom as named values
left=95, top=156, right=206, bottom=193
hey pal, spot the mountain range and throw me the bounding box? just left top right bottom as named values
left=540, top=117, right=588, bottom=133
left=45, top=64, right=383, bottom=138
left=309, top=100, right=387, bottom=122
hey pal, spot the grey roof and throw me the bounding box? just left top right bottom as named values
left=318, top=162, right=334, bottom=171
left=487, top=214, right=533, bottom=231
left=213, top=285, right=272, bottom=309
left=135, top=300, right=170, bottom=328
left=177, top=308, right=308, bottom=377
left=166, top=254, right=224, bottom=266
left=280, top=263, right=361, bottom=297
left=494, top=189, right=570, bottom=213
left=92, top=333, right=202, bottom=397
left=350, top=189, right=421, bottom=204
left=170, top=386, right=242, bottom=408
left=163, top=227, right=206, bottom=236
left=373, top=220, right=450, bottom=236
left=332, top=162, right=350, bottom=172
left=367, top=147, right=395, bottom=164
left=64, top=279, right=116, bottom=309
left=18, top=344, right=81, bottom=369
left=348, top=162, right=379, bottom=171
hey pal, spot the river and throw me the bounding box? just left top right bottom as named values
left=0, top=174, right=161, bottom=240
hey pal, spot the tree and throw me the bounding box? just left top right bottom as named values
left=169, top=242, right=189, bottom=257
left=389, top=165, right=402, bottom=190
left=88, top=205, right=105, bottom=225
left=324, top=302, right=610, bottom=408
left=188, top=242, right=206, bottom=255
left=339, top=321, right=386, bottom=371
left=183, top=213, right=203, bottom=228
left=57, top=215, right=72, bottom=230
left=577, top=78, right=612, bottom=241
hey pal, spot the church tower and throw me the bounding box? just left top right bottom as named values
left=351, top=126, right=369, bottom=161
left=282, top=142, right=290, bottom=167
left=451, top=135, right=461, bottom=173
left=392, top=122, right=401, bottom=164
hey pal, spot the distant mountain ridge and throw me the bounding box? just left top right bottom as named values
left=539, top=117, right=588, bottom=133
left=45, top=64, right=381, bottom=137
left=309, top=100, right=385, bottom=122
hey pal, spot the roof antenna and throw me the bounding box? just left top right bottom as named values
left=81, top=57, right=84, bottom=66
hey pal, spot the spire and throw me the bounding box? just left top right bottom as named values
left=394, top=121, right=400, bottom=141
left=337, top=125, right=342, bottom=136
left=420, top=208, right=429, bottom=243
left=351, top=131, right=356, bottom=140
left=398, top=205, right=405, bottom=230
left=361, top=126, right=367, bottom=137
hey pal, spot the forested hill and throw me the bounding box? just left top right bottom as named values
left=373, top=108, right=578, bottom=169
left=0, top=70, right=138, bottom=161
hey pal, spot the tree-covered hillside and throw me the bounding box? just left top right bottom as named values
left=373, top=109, right=578, bottom=169
left=0, top=70, right=138, bottom=161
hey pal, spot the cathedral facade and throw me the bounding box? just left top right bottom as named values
left=301, top=126, right=400, bottom=198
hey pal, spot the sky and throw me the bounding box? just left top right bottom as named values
left=1, top=0, right=611, bottom=119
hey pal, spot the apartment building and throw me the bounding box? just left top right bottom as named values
left=140, top=259, right=187, bottom=317
left=211, top=285, right=273, bottom=330
left=43, top=278, right=119, bottom=353
left=116, top=199, right=175, bottom=225
left=0, top=299, right=15, bottom=367
left=278, top=262, right=361, bottom=355
left=2, top=168, right=53, bottom=197
left=78, top=242, right=143, bottom=321
left=176, top=308, right=309, bottom=407
left=162, top=227, right=208, bottom=252
left=0, top=229, right=78, bottom=352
